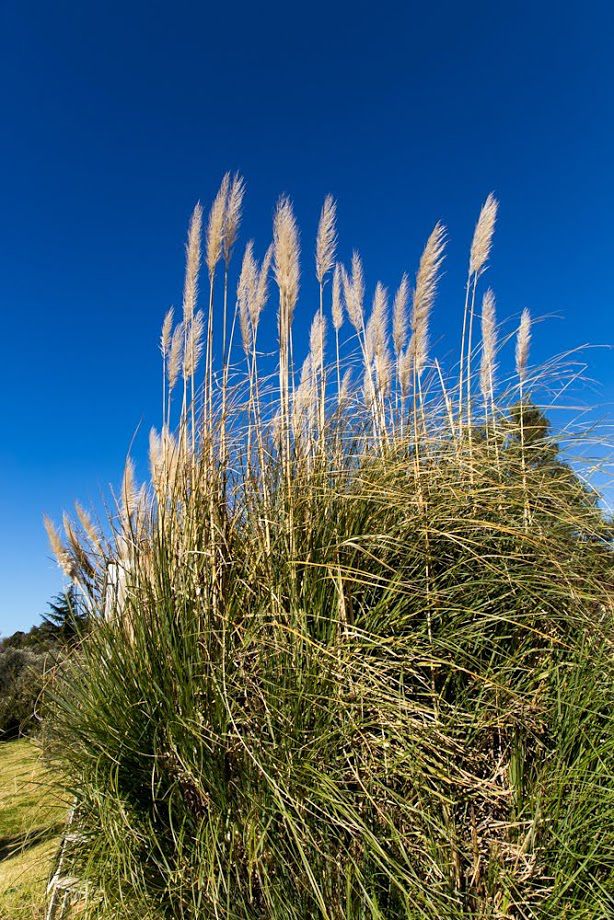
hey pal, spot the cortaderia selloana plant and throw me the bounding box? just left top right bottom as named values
left=44, top=176, right=614, bottom=919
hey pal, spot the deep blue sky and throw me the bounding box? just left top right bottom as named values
left=1, top=0, right=613, bottom=634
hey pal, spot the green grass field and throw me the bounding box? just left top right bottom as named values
left=0, top=740, right=66, bottom=919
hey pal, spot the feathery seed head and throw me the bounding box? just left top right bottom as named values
left=168, top=322, right=184, bottom=391
left=161, top=427, right=179, bottom=490
left=206, top=173, right=230, bottom=275
left=134, top=485, right=148, bottom=540
left=299, top=352, right=313, bottom=390
left=309, top=310, right=327, bottom=376
left=62, top=513, right=94, bottom=576
left=365, top=282, right=388, bottom=364
left=273, top=196, right=300, bottom=325
left=75, top=501, right=102, bottom=554
left=342, top=251, right=365, bottom=332
left=515, top=307, right=531, bottom=383
left=372, top=281, right=388, bottom=356
left=392, top=273, right=409, bottom=357
left=160, top=307, right=174, bottom=356
left=184, top=309, right=204, bottom=378
left=238, top=242, right=257, bottom=353
left=183, top=203, right=203, bottom=324
left=62, top=511, right=81, bottom=560
left=351, top=251, right=364, bottom=323
left=410, top=222, right=446, bottom=375
left=239, top=298, right=251, bottom=354
left=223, top=173, right=245, bottom=262
left=332, top=263, right=343, bottom=332
left=44, top=515, right=74, bottom=577
left=340, top=266, right=352, bottom=326
left=238, top=241, right=271, bottom=351
left=292, top=353, right=314, bottom=438
left=480, top=288, right=498, bottom=401
left=411, top=327, right=429, bottom=379
left=254, top=243, right=273, bottom=329
left=375, top=347, right=392, bottom=399
left=363, top=365, right=376, bottom=409
left=469, top=193, right=498, bottom=276
left=315, top=194, right=337, bottom=284
left=121, top=457, right=138, bottom=521
left=339, top=368, right=352, bottom=404
left=238, top=241, right=256, bottom=302
left=149, top=428, right=163, bottom=495
left=399, top=339, right=414, bottom=396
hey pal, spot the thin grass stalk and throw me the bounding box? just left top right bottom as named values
left=460, top=194, right=497, bottom=440
left=458, top=272, right=472, bottom=439
left=516, top=308, right=532, bottom=530
left=465, top=273, right=479, bottom=477
left=332, top=264, right=343, bottom=405
left=412, top=365, right=438, bottom=715
left=160, top=307, right=173, bottom=429
left=220, top=258, right=230, bottom=475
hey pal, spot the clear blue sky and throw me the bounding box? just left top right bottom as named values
left=1, top=0, right=613, bottom=635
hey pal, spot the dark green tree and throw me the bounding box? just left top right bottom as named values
left=41, top=585, right=88, bottom=644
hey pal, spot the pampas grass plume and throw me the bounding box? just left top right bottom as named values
left=184, top=310, right=205, bottom=377
left=183, top=204, right=203, bottom=323
left=339, top=367, right=352, bottom=403
left=375, top=348, right=392, bottom=398
left=273, top=196, right=300, bottom=323
left=309, top=310, right=327, bottom=375
left=121, top=457, right=138, bottom=521
left=160, top=307, right=174, bottom=357
left=168, top=323, right=183, bottom=391
left=342, top=251, right=365, bottom=332
left=74, top=501, right=102, bottom=556
left=332, top=263, right=343, bottom=331
left=223, top=173, right=245, bottom=262
left=410, top=222, right=446, bottom=374
left=469, top=193, right=498, bottom=277
left=238, top=242, right=256, bottom=353
left=149, top=428, right=163, bottom=494
left=315, top=194, right=337, bottom=284
left=292, top=353, right=314, bottom=437
left=206, top=173, right=230, bottom=276
left=253, top=244, right=273, bottom=330
left=480, top=288, right=497, bottom=401
left=398, top=340, right=414, bottom=396
left=44, top=514, right=74, bottom=577
left=366, top=281, right=388, bottom=363
left=392, top=273, right=409, bottom=357
left=515, top=308, right=531, bottom=383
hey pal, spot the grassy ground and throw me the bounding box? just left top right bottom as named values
left=0, top=739, right=66, bottom=919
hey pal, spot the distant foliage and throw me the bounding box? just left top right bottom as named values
left=0, top=588, right=85, bottom=740
left=0, top=646, right=49, bottom=739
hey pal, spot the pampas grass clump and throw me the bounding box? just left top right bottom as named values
left=46, top=180, right=614, bottom=919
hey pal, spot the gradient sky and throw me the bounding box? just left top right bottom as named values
left=1, top=0, right=613, bottom=635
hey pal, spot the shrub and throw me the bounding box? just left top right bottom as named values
left=46, top=180, right=614, bottom=918
left=0, top=590, right=85, bottom=741
left=0, top=647, right=50, bottom=739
